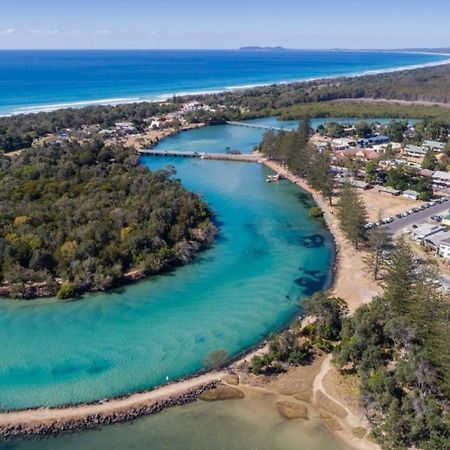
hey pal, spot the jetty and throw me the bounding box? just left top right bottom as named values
left=137, top=149, right=263, bottom=163
left=226, top=121, right=291, bottom=131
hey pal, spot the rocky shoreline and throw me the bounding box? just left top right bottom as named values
left=0, top=381, right=220, bottom=440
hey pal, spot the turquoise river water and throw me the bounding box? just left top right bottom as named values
left=0, top=120, right=337, bottom=410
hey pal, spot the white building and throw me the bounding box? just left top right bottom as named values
left=432, top=171, right=450, bottom=190
left=404, top=144, right=428, bottom=158
left=412, top=224, right=445, bottom=242
left=403, top=190, right=420, bottom=200
left=331, top=138, right=356, bottom=150
left=424, top=230, right=450, bottom=250
left=115, top=122, right=136, bottom=133
left=423, top=140, right=446, bottom=152
left=439, top=238, right=450, bottom=259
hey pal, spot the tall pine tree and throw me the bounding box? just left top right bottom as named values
left=364, top=216, right=391, bottom=280
left=336, top=182, right=368, bottom=249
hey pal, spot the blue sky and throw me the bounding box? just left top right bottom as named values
left=0, top=0, right=449, bottom=49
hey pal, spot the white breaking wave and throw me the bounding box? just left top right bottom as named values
left=3, top=52, right=450, bottom=117
left=11, top=96, right=142, bottom=115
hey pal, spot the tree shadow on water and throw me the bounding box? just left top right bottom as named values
left=296, top=191, right=314, bottom=208
left=298, top=234, right=326, bottom=248
left=294, top=269, right=328, bottom=296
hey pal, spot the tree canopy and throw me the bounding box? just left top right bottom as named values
left=334, top=240, right=450, bottom=449
left=0, top=141, right=215, bottom=298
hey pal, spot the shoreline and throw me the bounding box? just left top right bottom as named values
left=0, top=220, right=217, bottom=301
left=1, top=52, right=449, bottom=117
left=0, top=159, right=379, bottom=450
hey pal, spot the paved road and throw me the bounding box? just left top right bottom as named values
left=386, top=197, right=450, bottom=235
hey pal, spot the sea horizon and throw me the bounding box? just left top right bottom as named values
left=0, top=49, right=448, bottom=116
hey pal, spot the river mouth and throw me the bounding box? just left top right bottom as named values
left=1, top=389, right=349, bottom=450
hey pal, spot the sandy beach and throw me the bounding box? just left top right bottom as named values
left=0, top=157, right=382, bottom=449
left=261, top=158, right=381, bottom=311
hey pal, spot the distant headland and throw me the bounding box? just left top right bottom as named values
left=239, top=46, right=287, bottom=51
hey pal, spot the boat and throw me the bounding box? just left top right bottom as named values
left=266, top=174, right=284, bottom=182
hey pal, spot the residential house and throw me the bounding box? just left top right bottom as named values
left=404, top=144, right=428, bottom=158
left=418, top=169, right=435, bottom=178
left=403, top=190, right=420, bottom=200
left=371, top=142, right=402, bottom=154
left=378, top=186, right=400, bottom=196
left=424, top=230, right=450, bottom=251
left=423, top=140, right=447, bottom=152
left=331, top=138, right=356, bottom=150
left=336, top=178, right=370, bottom=190
left=333, top=148, right=378, bottom=162
left=358, top=135, right=390, bottom=147
left=432, top=171, right=450, bottom=191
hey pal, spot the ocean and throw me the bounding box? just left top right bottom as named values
left=0, top=49, right=447, bottom=115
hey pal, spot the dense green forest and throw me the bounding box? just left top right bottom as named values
left=0, top=142, right=215, bottom=299
left=188, top=64, right=450, bottom=112
left=334, top=240, right=450, bottom=449
left=275, top=101, right=450, bottom=121
left=0, top=102, right=177, bottom=152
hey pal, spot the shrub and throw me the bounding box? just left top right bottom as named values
left=309, top=206, right=324, bottom=218
left=56, top=283, right=80, bottom=300
left=301, top=323, right=316, bottom=336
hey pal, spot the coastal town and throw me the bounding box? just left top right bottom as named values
left=23, top=98, right=450, bottom=278
left=1, top=45, right=450, bottom=450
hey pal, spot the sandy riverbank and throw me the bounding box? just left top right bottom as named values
left=261, top=158, right=381, bottom=312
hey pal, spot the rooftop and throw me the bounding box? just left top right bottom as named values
left=423, top=140, right=446, bottom=149
left=413, top=223, right=445, bottom=238
left=405, top=144, right=428, bottom=155
left=433, top=171, right=450, bottom=181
